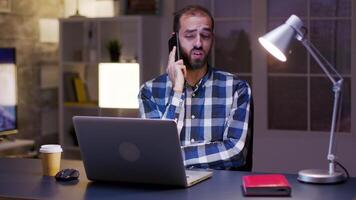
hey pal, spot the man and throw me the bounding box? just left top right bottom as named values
left=138, top=5, right=251, bottom=170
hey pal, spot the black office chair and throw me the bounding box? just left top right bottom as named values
left=231, top=96, right=254, bottom=172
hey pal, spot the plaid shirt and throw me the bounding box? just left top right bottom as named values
left=138, top=67, right=251, bottom=169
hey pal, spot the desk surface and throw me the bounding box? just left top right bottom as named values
left=0, top=158, right=355, bottom=200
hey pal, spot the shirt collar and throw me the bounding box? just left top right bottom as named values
left=185, top=65, right=213, bottom=92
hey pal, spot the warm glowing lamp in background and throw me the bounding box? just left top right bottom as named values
left=39, top=18, right=59, bottom=43
left=259, top=15, right=347, bottom=184
left=98, top=63, right=140, bottom=109
left=64, top=0, right=117, bottom=18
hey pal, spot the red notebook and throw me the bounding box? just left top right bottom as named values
left=242, top=174, right=291, bottom=196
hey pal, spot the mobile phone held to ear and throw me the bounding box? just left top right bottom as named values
left=168, top=32, right=181, bottom=61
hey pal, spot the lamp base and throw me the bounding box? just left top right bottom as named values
left=297, top=169, right=346, bottom=184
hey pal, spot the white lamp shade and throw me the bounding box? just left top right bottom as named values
left=258, top=15, right=304, bottom=62
left=99, top=63, right=140, bottom=109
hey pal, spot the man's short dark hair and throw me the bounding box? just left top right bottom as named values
left=173, top=5, right=214, bottom=33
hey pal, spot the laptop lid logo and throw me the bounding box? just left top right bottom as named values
left=118, top=142, right=140, bottom=162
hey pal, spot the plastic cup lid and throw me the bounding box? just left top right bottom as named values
left=39, top=144, right=63, bottom=153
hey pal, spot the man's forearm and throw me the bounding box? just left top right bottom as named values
left=182, top=136, right=247, bottom=167
left=139, top=86, right=185, bottom=120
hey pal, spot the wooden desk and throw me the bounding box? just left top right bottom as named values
left=0, top=158, right=355, bottom=200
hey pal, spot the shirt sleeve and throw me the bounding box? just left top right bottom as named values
left=182, top=81, right=252, bottom=169
left=138, top=83, right=185, bottom=120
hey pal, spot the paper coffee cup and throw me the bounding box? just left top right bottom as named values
left=39, top=144, right=63, bottom=176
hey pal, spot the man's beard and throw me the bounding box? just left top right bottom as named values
left=181, top=47, right=210, bottom=70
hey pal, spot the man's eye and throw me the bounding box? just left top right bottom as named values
left=185, top=35, right=195, bottom=39
left=201, top=33, right=211, bottom=39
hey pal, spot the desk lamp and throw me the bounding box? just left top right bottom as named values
left=258, top=15, right=346, bottom=184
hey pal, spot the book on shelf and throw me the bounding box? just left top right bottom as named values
left=63, top=72, right=79, bottom=102
left=242, top=174, right=291, bottom=196
left=63, top=72, right=91, bottom=104
left=73, top=77, right=88, bottom=102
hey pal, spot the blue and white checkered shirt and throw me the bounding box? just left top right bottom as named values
left=138, top=67, right=251, bottom=169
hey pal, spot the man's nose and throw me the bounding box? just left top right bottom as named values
left=193, top=35, right=202, bottom=48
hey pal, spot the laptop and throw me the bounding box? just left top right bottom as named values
left=73, top=116, right=213, bottom=187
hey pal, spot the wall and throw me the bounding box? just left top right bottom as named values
left=0, top=0, right=63, bottom=144
left=253, top=131, right=356, bottom=177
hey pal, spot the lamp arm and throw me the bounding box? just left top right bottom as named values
left=327, top=85, right=342, bottom=174
left=299, top=38, right=344, bottom=174
left=299, top=38, right=343, bottom=84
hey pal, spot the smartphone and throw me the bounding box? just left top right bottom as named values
left=168, top=32, right=181, bottom=61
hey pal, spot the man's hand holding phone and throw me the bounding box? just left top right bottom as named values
left=167, top=46, right=186, bottom=93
